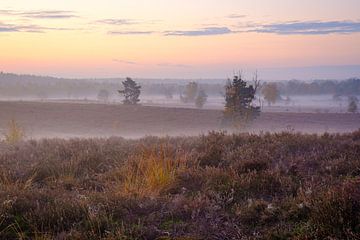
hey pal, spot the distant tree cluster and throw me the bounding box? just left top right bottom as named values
left=277, top=78, right=360, bottom=96
left=180, top=82, right=208, bottom=108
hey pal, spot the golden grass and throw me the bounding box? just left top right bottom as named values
left=121, top=144, right=188, bottom=197
left=3, top=119, right=25, bottom=144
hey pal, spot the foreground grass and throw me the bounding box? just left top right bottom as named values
left=0, top=131, right=359, bottom=239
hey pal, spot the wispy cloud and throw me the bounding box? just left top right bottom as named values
left=250, top=21, right=360, bottom=35
left=113, top=59, right=138, bottom=65
left=23, top=10, right=78, bottom=19
left=96, top=19, right=138, bottom=25
left=227, top=14, right=246, bottom=19
left=157, top=63, right=191, bottom=68
left=164, top=27, right=233, bottom=36
left=0, top=9, right=78, bottom=19
left=108, top=30, right=153, bottom=35
left=0, top=21, right=78, bottom=33
left=0, top=22, right=19, bottom=32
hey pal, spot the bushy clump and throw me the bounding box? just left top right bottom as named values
left=3, top=119, right=25, bottom=144
left=306, top=178, right=360, bottom=239
left=120, top=144, right=189, bottom=197
left=0, top=131, right=359, bottom=239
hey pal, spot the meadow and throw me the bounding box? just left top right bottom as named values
left=0, top=130, right=359, bottom=239
left=1, top=101, right=359, bottom=139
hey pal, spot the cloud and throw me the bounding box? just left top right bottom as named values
left=113, top=59, right=138, bottom=65
left=0, top=9, right=78, bottom=19
left=227, top=14, right=246, bottom=19
left=0, top=22, right=19, bottom=32
left=96, top=19, right=138, bottom=25
left=157, top=63, right=191, bottom=68
left=250, top=21, right=360, bottom=35
left=0, top=21, right=78, bottom=33
left=164, top=27, right=233, bottom=36
left=23, top=10, right=78, bottom=19
left=108, top=30, right=153, bottom=35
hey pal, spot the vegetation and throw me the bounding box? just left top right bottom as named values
left=180, top=82, right=198, bottom=103
left=223, top=74, right=260, bottom=125
left=277, top=78, right=360, bottom=96
left=261, top=83, right=280, bottom=106
left=118, top=77, right=141, bottom=105
left=1, top=130, right=358, bottom=239
left=195, top=89, right=208, bottom=109
left=1, top=72, right=359, bottom=100
left=3, top=119, right=25, bottom=144
left=348, top=96, right=358, bottom=113
left=97, top=89, right=110, bottom=102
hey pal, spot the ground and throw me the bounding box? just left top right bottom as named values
left=0, top=101, right=359, bottom=139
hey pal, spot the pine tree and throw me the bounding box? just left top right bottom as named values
left=118, top=77, right=141, bottom=105
left=223, top=74, right=260, bottom=125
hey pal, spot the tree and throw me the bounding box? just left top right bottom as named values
left=223, top=73, right=260, bottom=125
left=97, top=89, right=110, bottom=102
left=118, top=77, right=141, bottom=105
left=180, top=82, right=198, bottom=103
left=163, top=87, right=174, bottom=99
left=261, top=83, right=279, bottom=106
left=195, top=89, right=208, bottom=109
left=348, top=96, right=358, bottom=113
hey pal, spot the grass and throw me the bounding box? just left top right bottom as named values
left=121, top=144, right=189, bottom=197
left=0, top=131, right=359, bottom=239
left=3, top=119, right=25, bottom=144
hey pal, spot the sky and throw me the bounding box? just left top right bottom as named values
left=0, top=0, right=360, bottom=80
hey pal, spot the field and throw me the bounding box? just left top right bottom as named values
left=0, top=101, right=359, bottom=139
left=1, top=101, right=360, bottom=239
left=0, top=131, right=360, bottom=239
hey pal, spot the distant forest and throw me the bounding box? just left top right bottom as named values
left=0, top=72, right=359, bottom=100
left=277, top=78, right=360, bottom=96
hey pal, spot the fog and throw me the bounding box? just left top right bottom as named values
left=0, top=72, right=359, bottom=139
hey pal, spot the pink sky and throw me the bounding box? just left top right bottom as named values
left=1, top=0, right=360, bottom=79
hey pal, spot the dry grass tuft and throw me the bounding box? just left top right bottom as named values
left=121, top=144, right=188, bottom=197
left=3, top=119, right=25, bottom=144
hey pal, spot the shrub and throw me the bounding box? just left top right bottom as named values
left=0, top=131, right=359, bottom=239
left=3, top=119, right=25, bottom=144
left=307, top=178, right=360, bottom=239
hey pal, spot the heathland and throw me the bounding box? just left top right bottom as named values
left=0, top=131, right=359, bottom=239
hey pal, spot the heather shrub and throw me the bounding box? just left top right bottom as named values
left=306, top=178, right=360, bottom=239
left=0, top=131, right=359, bottom=239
